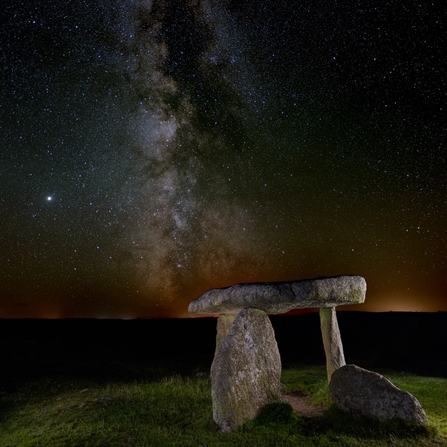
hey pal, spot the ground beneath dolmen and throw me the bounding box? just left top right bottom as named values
left=282, top=391, right=327, bottom=418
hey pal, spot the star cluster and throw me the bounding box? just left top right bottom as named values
left=1, top=0, right=445, bottom=318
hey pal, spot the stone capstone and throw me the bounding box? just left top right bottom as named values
left=188, top=276, right=366, bottom=315
left=330, top=364, right=428, bottom=424
left=211, top=308, right=282, bottom=433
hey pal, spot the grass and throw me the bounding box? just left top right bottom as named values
left=1, top=364, right=446, bottom=447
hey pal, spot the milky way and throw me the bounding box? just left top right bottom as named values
left=1, top=0, right=445, bottom=317
left=115, top=0, right=272, bottom=305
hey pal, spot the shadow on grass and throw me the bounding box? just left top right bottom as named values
left=238, top=401, right=433, bottom=446
left=303, top=405, right=433, bottom=441
left=254, top=402, right=303, bottom=426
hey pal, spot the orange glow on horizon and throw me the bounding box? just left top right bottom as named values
left=1, top=278, right=446, bottom=318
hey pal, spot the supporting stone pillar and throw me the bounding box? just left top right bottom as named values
left=320, top=307, right=346, bottom=383
left=211, top=308, right=282, bottom=433
left=215, top=313, right=237, bottom=355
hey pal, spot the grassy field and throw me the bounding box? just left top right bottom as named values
left=1, top=363, right=446, bottom=447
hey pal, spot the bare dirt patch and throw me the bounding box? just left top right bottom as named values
left=282, top=391, right=327, bottom=418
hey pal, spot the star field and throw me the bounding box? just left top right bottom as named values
left=1, top=0, right=445, bottom=318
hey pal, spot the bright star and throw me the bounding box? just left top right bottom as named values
left=47, top=196, right=52, bottom=201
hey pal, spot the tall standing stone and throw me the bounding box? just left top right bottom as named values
left=211, top=308, right=282, bottom=433
left=320, top=307, right=346, bottom=382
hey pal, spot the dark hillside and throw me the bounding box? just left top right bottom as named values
left=0, top=312, right=445, bottom=392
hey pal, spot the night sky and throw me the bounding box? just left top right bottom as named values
left=1, top=0, right=445, bottom=318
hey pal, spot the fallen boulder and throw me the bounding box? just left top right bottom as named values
left=330, top=364, right=428, bottom=424
left=188, top=276, right=366, bottom=315
left=211, top=308, right=282, bottom=433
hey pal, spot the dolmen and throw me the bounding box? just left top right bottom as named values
left=188, top=275, right=366, bottom=432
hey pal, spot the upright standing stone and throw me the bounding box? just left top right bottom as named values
left=320, top=307, right=346, bottom=382
left=211, top=308, right=282, bottom=433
